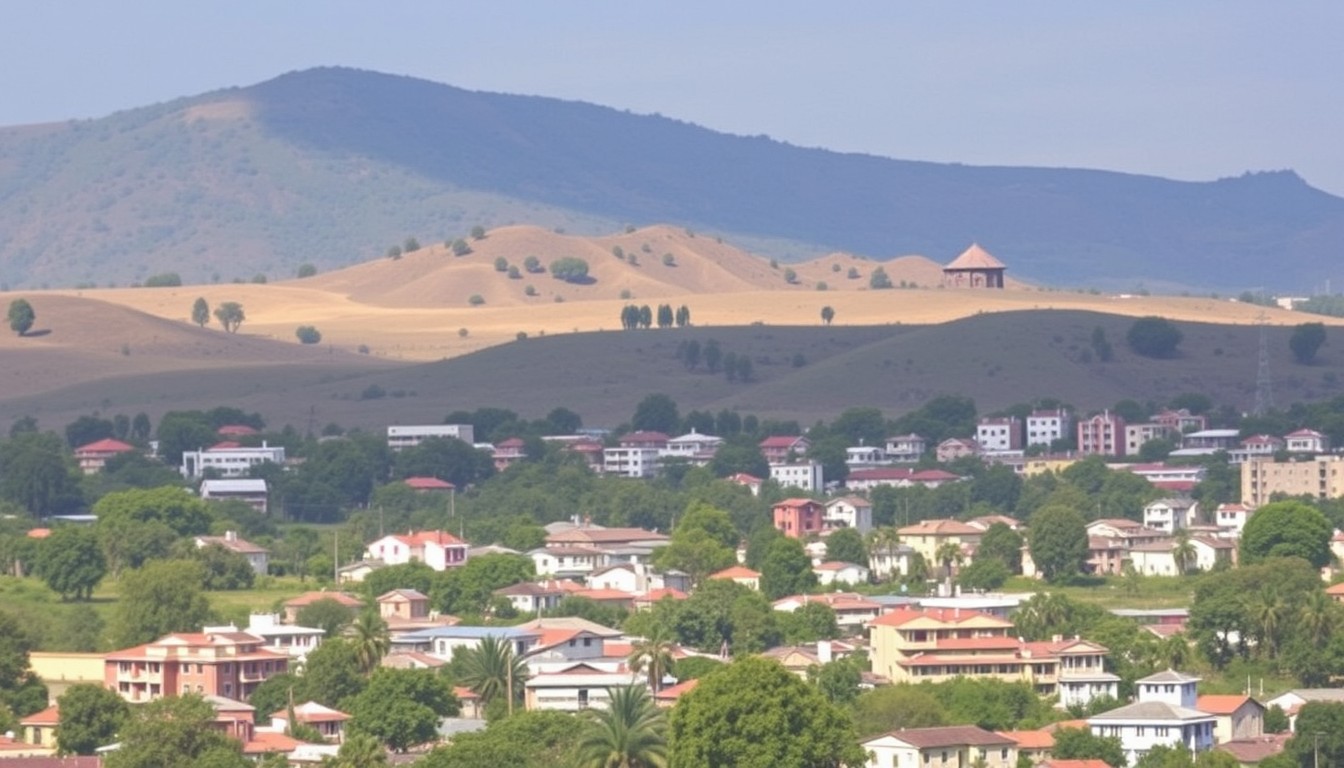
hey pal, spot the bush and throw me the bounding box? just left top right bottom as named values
left=662, top=253, right=676, bottom=267
left=1127, top=316, right=1183, bottom=358
left=451, top=239, right=472, bottom=257
left=386, top=245, right=402, bottom=259
left=870, top=267, right=892, bottom=289
left=549, top=257, right=590, bottom=283
left=612, top=246, right=625, bottom=260
left=493, top=257, right=508, bottom=272
left=524, top=285, right=537, bottom=297
left=507, top=266, right=521, bottom=279
left=524, top=256, right=542, bottom=273
left=468, top=294, right=485, bottom=306
left=295, top=326, right=322, bottom=344
left=403, top=237, right=420, bottom=253
left=470, top=225, right=487, bottom=240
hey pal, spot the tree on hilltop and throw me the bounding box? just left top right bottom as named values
left=7, top=298, right=35, bottom=336
left=1289, top=322, right=1326, bottom=364
left=1126, top=316, right=1183, bottom=358
left=191, top=297, right=210, bottom=328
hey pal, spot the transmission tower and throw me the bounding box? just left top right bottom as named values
left=1253, top=311, right=1275, bottom=416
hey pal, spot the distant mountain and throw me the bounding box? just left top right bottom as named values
left=1, top=66, right=1340, bottom=291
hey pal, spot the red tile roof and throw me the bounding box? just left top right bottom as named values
left=709, top=566, right=760, bottom=580
left=217, top=425, right=259, bottom=436
left=1196, top=694, right=1257, bottom=715
left=868, top=607, right=1010, bottom=629
left=403, top=476, right=455, bottom=490
left=653, top=678, right=699, bottom=702
left=74, top=438, right=135, bottom=454
left=998, top=730, right=1054, bottom=749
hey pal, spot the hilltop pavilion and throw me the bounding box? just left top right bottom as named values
left=942, top=243, right=1006, bottom=288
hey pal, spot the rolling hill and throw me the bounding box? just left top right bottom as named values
left=1, top=67, right=1341, bottom=292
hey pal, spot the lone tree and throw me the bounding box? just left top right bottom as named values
left=1289, top=322, right=1327, bottom=364
left=1240, top=499, right=1332, bottom=569
left=7, top=298, right=35, bottom=335
left=870, top=267, right=893, bottom=289
left=1126, top=316, right=1183, bottom=358
left=1028, top=505, right=1088, bottom=582
left=295, top=326, right=322, bottom=345
left=213, top=302, right=245, bottom=333
left=191, top=297, right=209, bottom=328
left=821, top=306, right=835, bottom=325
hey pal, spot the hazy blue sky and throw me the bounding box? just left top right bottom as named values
left=4, top=2, right=1341, bottom=194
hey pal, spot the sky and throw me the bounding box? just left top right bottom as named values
left=3, top=2, right=1342, bottom=195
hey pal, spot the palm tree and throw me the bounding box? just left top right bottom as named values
left=458, top=634, right=527, bottom=711
left=935, top=541, right=963, bottom=580
left=1251, top=585, right=1286, bottom=660
left=326, top=732, right=388, bottom=768
left=628, top=626, right=676, bottom=693
left=1171, top=530, right=1196, bottom=575
left=351, top=610, right=390, bottom=675
left=1300, top=590, right=1335, bottom=647
left=1159, top=634, right=1190, bottom=671
left=576, top=685, right=667, bottom=768
left=866, top=527, right=902, bottom=581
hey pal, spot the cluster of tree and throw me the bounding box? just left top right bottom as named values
left=549, top=257, right=590, bottom=283
left=619, top=303, right=691, bottom=329
left=1127, top=316, right=1183, bottom=358
left=671, top=339, right=752, bottom=380
left=142, top=272, right=182, bottom=287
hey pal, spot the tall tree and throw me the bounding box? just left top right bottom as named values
left=327, top=732, right=389, bottom=768
left=0, top=611, right=48, bottom=718
left=7, top=298, right=34, bottom=336
left=1289, top=322, right=1327, bottom=364
left=1028, top=505, right=1088, bottom=582
left=577, top=685, right=667, bottom=768
left=35, top=525, right=106, bottom=601
left=352, top=611, right=391, bottom=675
left=760, top=537, right=818, bottom=600
left=820, top=306, right=835, bottom=325
left=191, top=297, right=210, bottom=328
left=347, top=668, right=459, bottom=752
left=1126, top=316, right=1183, bottom=358
left=56, top=683, right=129, bottom=755
left=104, top=694, right=249, bottom=768
left=976, top=522, right=1023, bottom=573
left=628, top=625, right=677, bottom=693
left=457, top=634, right=527, bottom=711
left=668, top=657, right=864, bottom=768
left=1240, top=500, right=1332, bottom=568
left=824, top=527, right=867, bottom=567
left=109, top=560, right=212, bottom=647
left=632, top=394, right=680, bottom=434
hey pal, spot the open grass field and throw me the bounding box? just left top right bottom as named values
left=3, top=225, right=1341, bottom=430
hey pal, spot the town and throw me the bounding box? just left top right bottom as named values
left=1, top=389, right=1343, bottom=768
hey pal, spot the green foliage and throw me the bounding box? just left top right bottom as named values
left=303, top=638, right=368, bottom=709
left=1264, top=704, right=1289, bottom=733
left=1126, top=316, right=1183, bottom=358
left=296, top=597, right=357, bottom=637
left=7, top=298, right=35, bottom=335
left=783, top=267, right=798, bottom=284
left=523, top=255, right=542, bottom=273
left=807, top=657, right=862, bottom=705
left=0, top=610, right=47, bottom=718
left=779, top=602, right=840, bottom=644
left=191, top=297, right=210, bottom=327
left=348, top=668, right=459, bottom=752
left=656, top=502, right=738, bottom=583
left=1289, top=322, right=1327, bottom=364
left=213, top=301, right=245, bottom=333
left=1240, top=500, right=1332, bottom=568
left=470, top=226, right=486, bottom=241
left=35, top=525, right=105, bottom=600
left=632, top=393, right=680, bottom=434
left=957, top=558, right=1010, bottom=591
left=668, top=656, right=864, bottom=768
left=852, top=684, right=947, bottom=736
left=296, top=325, right=322, bottom=344
left=976, top=522, right=1023, bottom=572
left=186, top=543, right=258, bottom=590
left=104, top=694, right=249, bottom=768
left=110, top=560, right=213, bottom=647
left=419, top=709, right=580, bottom=768
left=56, top=682, right=129, bottom=755
left=549, top=257, right=590, bottom=283
left=869, top=267, right=892, bottom=289
left=456, top=634, right=527, bottom=710
left=1187, top=557, right=1320, bottom=669
left=760, top=536, right=817, bottom=600
left=0, top=432, right=82, bottom=517
left=820, top=305, right=834, bottom=324
left=1028, top=505, right=1088, bottom=582
left=1051, top=726, right=1126, bottom=768
left=576, top=685, right=667, bottom=768
left=143, top=272, right=182, bottom=287
left=1090, top=326, right=1114, bottom=362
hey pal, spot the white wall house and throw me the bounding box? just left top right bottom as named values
left=1088, top=670, right=1215, bottom=765
left=603, top=447, right=661, bottom=478
left=387, top=424, right=475, bottom=450
left=1143, top=499, right=1199, bottom=534
left=813, top=561, right=869, bottom=586
left=181, top=442, right=285, bottom=478
left=770, top=461, right=824, bottom=492
left=884, top=434, right=927, bottom=462
left=1026, top=409, right=1070, bottom=448
left=825, top=497, right=874, bottom=534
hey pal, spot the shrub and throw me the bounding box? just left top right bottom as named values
left=295, top=326, right=322, bottom=344
left=386, top=245, right=402, bottom=259
left=549, top=257, right=590, bottom=283
left=524, top=256, right=542, bottom=273
left=493, top=257, right=508, bottom=272
left=612, top=246, right=625, bottom=260
left=870, top=267, right=892, bottom=289
left=296, top=263, right=317, bottom=278
left=451, top=239, right=472, bottom=257
left=468, top=294, right=484, bottom=306
left=507, top=266, right=521, bottom=279
left=470, top=225, right=486, bottom=240
left=662, top=253, right=676, bottom=267
left=403, top=237, right=420, bottom=253
left=458, top=328, right=469, bottom=338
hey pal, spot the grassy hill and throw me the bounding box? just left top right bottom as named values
left=1, top=67, right=1341, bottom=292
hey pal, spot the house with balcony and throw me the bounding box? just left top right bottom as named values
left=1088, top=670, right=1215, bottom=764
left=363, top=530, right=468, bottom=571
left=206, top=614, right=324, bottom=662
left=394, top=625, right=542, bottom=661
left=896, top=520, right=983, bottom=567
left=1078, top=412, right=1125, bottom=456
left=813, top=561, right=869, bottom=586
left=104, top=631, right=290, bottom=703
left=936, top=437, right=981, bottom=463
left=885, top=433, right=928, bottom=462
left=662, top=430, right=724, bottom=464
left=774, top=498, right=826, bottom=539
left=759, top=435, right=810, bottom=464
left=1143, top=498, right=1199, bottom=534
left=386, top=424, right=475, bottom=450
left=73, top=438, right=136, bottom=474
left=846, top=444, right=888, bottom=470
left=846, top=467, right=961, bottom=492
left=495, top=580, right=577, bottom=615
left=530, top=546, right=610, bottom=579
left=709, top=565, right=761, bottom=590
left=977, top=417, right=1024, bottom=454
left=1027, top=409, right=1072, bottom=449
left=181, top=441, right=286, bottom=478
left=1212, top=504, right=1252, bottom=537
left=1285, top=428, right=1330, bottom=454
left=492, top=437, right=527, bottom=471
left=825, top=496, right=874, bottom=533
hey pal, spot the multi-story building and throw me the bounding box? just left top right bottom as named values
left=1077, top=412, right=1125, bottom=456
left=105, top=631, right=290, bottom=703
left=364, top=530, right=468, bottom=570
left=824, top=496, right=873, bottom=534
left=1142, top=498, right=1199, bottom=534
left=1124, top=423, right=1175, bottom=456
left=1152, top=409, right=1208, bottom=434
left=386, top=424, right=475, bottom=450
left=885, top=434, right=928, bottom=462
left=1026, top=409, right=1071, bottom=448
left=180, top=441, right=285, bottom=478
left=770, top=461, right=824, bottom=492
left=1088, top=670, right=1215, bottom=765
left=759, top=435, right=810, bottom=465
left=1241, top=455, right=1344, bottom=508
left=603, top=431, right=669, bottom=478
left=195, top=531, right=269, bottom=575
left=74, top=438, right=136, bottom=474
left=661, top=430, right=724, bottom=464
left=1285, top=428, right=1330, bottom=454
left=199, top=478, right=269, bottom=514
left=862, top=726, right=1018, bottom=768
left=896, top=519, right=983, bottom=566
left=977, top=417, right=1023, bottom=453
left=773, top=498, right=826, bottom=539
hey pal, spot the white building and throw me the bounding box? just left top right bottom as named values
left=1143, top=499, right=1199, bottom=534
left=861, top=726, right=1018, bottom=768
left=1285, top=428, right=1330, bottom=454
left=812, top=561, right=869, bottom=586
left=845, top=445, right=887, bottom=470
left=661, top=431, right=723, bottom=463
left=205, top=614, right=324, bottom=661
left=181, top=441, right=285, bottom=478
left=529, top=547, right=610, bottom=579
left=603, top=446, right=661, bottom=478
left=199, top=478, right=269, bottom=514
left=194, top=531, right=269, bottom=575
left=364, top=531, right=468, bottom=571
left=1088, top=670, right=1215, bottom=765
left=1213, top=504, right=1252, bottom=537
left=976, top=417, right=1022, bottom=453
left=884, top=434, right=927, bottom=463
left=387, top=424, right=475, bottom=450
left=1026, top=409, right=1070, bottom=448
left=824, top=497, right=873, bottom=534
left=770, top=461, right=824, bottom=492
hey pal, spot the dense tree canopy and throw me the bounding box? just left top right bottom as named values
left=1126, top=316, right=1183, bottom=358
left=110, top=560, right=213, bottom=647
left=56, top=683, right=129, bottom=755
left=104, top=694, right=249, bottom=768
left=1240, top=500, right=1332, bottom=568
left=1028, top=505, right=1088, bottom=582
left=35, top=525, right=105, bottom=600
left=1289, top=322, right=1327, bottom=364
left=347, top=668, right=459, bottom=752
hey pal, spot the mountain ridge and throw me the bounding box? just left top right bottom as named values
left=0, top=66, right=1340, bottom=291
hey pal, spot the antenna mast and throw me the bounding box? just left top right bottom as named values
left=1253, top=310, right=1275, bottom=416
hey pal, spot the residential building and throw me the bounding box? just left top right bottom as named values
left=530, top=546, right=609, bottom=579
left=977, top=417, right=1023, bottom=453
left=896, top=519, right=982, bottom=567
left=545, top=525, right=670, bottom=551
left=1088, top=670, right=1215, bottom=764
left=1234, top=435, right=1284, bottom=463
left=936, top=438, right=980, bottom=463
left=1213, top=504, right=1252, bottom=537
left=104, top=631, right=290, bottom=703
left=377, top=589, right=430, bottom=622
left=1195, top=695, right=1264, bottom=744
left=773, top=593, right=881, bottom=630
left=942, top=243, right=1008, bottom=289
left=200, top=478, right=269, bottom=514
left=825, top=496, right=874, bottom=533
left=1179, top=429, right=1242, bottom=452
left=602, top=445, right=662, bottom=478
left=1284, top=428, right=1330, bottom=454
left=1143, top=498, right=1199, bottom=534
left=885, top=433, right=928, bottom=462
left=862, top=725, right=1018, bottom=768
left=268, top=701, right=350, bottom=744
left=1077, top=412, right=1125, bottom=457
left=73, top=438, right=136, bottom=474
left=492, top=437, right=527, bottom=471
left=709, top=565, right=761, bottom=590
left=998, top=731, right=1054, bottom=765
left=846, top=468, right=960, bottom=492
left=869, top=543, right=919, bottom=582
left=403, top=476, right=455, bottom=493
left=19, top=704, right=59, bottom=750
left=770, top=461, right=825, bottom=492
left=1263, top=689, right=1344, bottom=730
left=495, top=580, right=574, bottom=615
left=1129, top=536, right=1234, bottom=576
left=524, top=664, right=642, bottom=711
left=1126, top=463, right=1207, bottom=494
left=773, top=498, right=826, bottom=539
left=386, top=424, right=475, bottom=450
left=728, top=472, right=764, bottom=496
left=1085, top=537, right=1127, bottom=577
left=1125, top=423, right=1175, bottom=456
left=847, top=444, right=888, bottom=469
left=195, top=531, right=269, bottom=575
left=1026, top=410, right=1071, bottom=449
left=394, top=626, right=541, bottom=661
left=281, top=591, right=363, bottom=624
left=1153, top=409, right=1208, bottom=434
left=206, top=614, right=324, bottom=661
left=662, top=430, right=724, bottom=463
left=759, top=435, right=810, bottom=465
left=181, top=441, right=285, bottom=478
left=813, top=561, right=869, bottom=586
left=1242, top=455, right=1344, bottom=507
left=363, top=530, right=468, bottom=571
